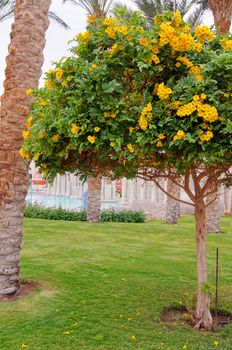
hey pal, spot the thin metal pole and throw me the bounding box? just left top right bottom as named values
left=215, top=248, right=219, bottom=325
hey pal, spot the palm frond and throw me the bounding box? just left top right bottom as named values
left=48, top=11, right=70, bottom=30
left=0, top=0, right=15, bottom=22
left=63, top=0, right=114, bottom=17
left=112, top=2, right=135, bottom=18
left=186, top=1, right=208, bottom=30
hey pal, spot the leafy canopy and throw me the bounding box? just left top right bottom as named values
left=21, top=10, right=232, bottom=180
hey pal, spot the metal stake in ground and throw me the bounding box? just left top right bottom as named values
left=215, top=248, right=219, bottom=325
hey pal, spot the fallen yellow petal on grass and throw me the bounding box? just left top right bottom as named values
left=214, top=341, right=219, bottom=347
left=63, top=331, right=70, bottom=335
left=21, top=344, right=28, bottom=349
left=131, top=335, right=136, bottom=340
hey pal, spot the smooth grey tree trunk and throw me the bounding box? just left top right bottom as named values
left=165, top=179, right=180, bottom=224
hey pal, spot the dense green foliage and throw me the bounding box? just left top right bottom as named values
left=24, top=204, right=145, bottom=223
left=21, top=10, right=232, bottom=179
left=0, top=217, right=232, bottom=350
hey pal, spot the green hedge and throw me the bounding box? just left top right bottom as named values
left=24, top=205, right=145, bottom=223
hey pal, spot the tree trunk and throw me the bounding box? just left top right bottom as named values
left=194, top=199, right=213, bottom=329
left=206, top=190, right=220, bottom=233
left=208, top=0, right=232, bottom=33
left=0, top=0, right=51, bottom=296
left=165, top=179, right=180, bottom=224
left=87, top=176, right=102, bottom=222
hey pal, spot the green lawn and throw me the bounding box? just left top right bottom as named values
left=0, top=216, right=232, bottom=350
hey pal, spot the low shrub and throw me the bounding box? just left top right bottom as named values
left=24, top=205, right=145, bottom=223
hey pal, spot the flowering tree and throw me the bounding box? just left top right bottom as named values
left=22, top=10, right=232, bottom=329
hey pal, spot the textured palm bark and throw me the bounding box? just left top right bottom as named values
left=195, top=199, right=213, bottom=330
left=0, top=0, right=51, bottom=296
left=87, top=176, right=102, bottom=222
left=165, top=178, right=180, bottom=224
left=206, top=191, right=220, bottom=233
left=208, top=0, right=232, bottom=33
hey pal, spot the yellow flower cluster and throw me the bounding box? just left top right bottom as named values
left=177, top=56, right=193, bottom=68
left=173, top=130, right=185, bottom=141
left=52, top=134, right=60, bottom=142
left=200, top=130, right=213, bottom=142
left=26, top=116, right=33, bottom=128
left=110, top=141, right=115, bottom=147
left=157, top=83, right=172, bottom=100
left=87, top=15, right=96, bottom=24
left=56, top=69, right=64, bottom=81
left=26, top=89, right=33, bottom=96
left=156, top=133, right=166, bottom=147
left=104, top=112, right=116, bottom=118
left=188, top=65, right=202, bottom=81
left=20, top=148, right=29, bottom=160
left=176, top=94, right=218, bottom=123
left=127, top=144, right=135, bottom=153
left=197, top=104, right=218, bottom=122
left=87, top=135, right=96, bottom=144
left=173, top=11, right=182, bottom=27
left=94, top=127, right=100, bottom=132
left=177, top=102, right=196, bottom=116
left=221, top=38, right=232, bottom=50
left=139, top=38, right=148, bottom=46
left=138, top=103, right=152, bottom=130
left=194, top=25, right=214, bottom=42
left=22, top=130, right=29, bottom=139
left=168, top=101, right=182, bottom=110
left=45, top=80, right=53, bottom=90
left=71, top=124, right=80, bottom=135
left=159, top=21, right=194, bottom=52
left=147, top=54, right=160, bottom=65
left=103, top=17, right=115, bottom=26
left=77, top=31, right=92, bottom=47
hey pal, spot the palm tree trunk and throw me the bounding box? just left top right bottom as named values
left=0, top=0, right=51, bottom=296
left=195, top=198, right=213, bottom=329
left=165, top=178, right=180, bottom=224
left=87, top=176, right=102, bottom=222
left=208, top=0, right=232, bottom=33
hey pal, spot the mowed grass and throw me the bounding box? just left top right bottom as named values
left=0, top=216, right=232, bottom=350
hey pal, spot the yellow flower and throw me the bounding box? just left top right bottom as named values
left=156, top=140, right=163, bottom=147
left=200, top=130, right=213, bottom=141
left=129, top=127, right=134, bottom=133
left=110, top=141, right=115, bottom=147
left=52, top=134, right=60, bottom=142
left=67, top=76, right=72, bottom=82
left=94, top=127, right=100, bottom=132
left=103, top=17, right=115, bottom=26
left=20, top=148, right=29, bottom=160
left=87, top=135, right=96, bottom=144
left=111, top=113, right=116, bottom=118
left=194, top=25, right=214, bottom=42
left=221, top=38, right=232, bottom=50
left=127, top=144, right=135, bottom=153
left=194, top=42, right=203, bottom=52
left=131, top=335, right=136, bottom=340
left=21, top=344, right=28, bottom=349
left=138, top=115, right=148, bottom=130
left=26, top=116, right=33, bottom=128
left=173, top=10, right=182, bottom=26
left=44, top=80, right=53, bottom=90
left=71, top=124, right=80, bottom=135
left=25, top=89, right=33, bottom=96
left=158, top=133, right=166, bottom=140
left=55, top=69, right=64, bottom=81
left=173, top=130, right=185, bottom=140
left=91, top=63, right=98, bottom=69
left=87, top=15, right=96, bottom=24
left=157, top=83, right=172, bottom=100
left=128, top=317, right=133, bottom=321
left=197, top=104, right=218, bottom=122
left=22, top=130, right=29, bottom=139
left=39, top=99, right=49, bottom=106
left=139, top=37, right=148, bottom=46
left=201, top=93, right=206, bottom=100
left=39, top=132, right=46, bottom=139
left=177, top=102, right=196, bottom=117
left=33, top=152, right=40, bottom=160
left=105, top=27, right=115, bottom=38
left=61, top=80, right=68, bottom=88
left=213, top=341, right=219, bottom=347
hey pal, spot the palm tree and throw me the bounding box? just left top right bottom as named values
left=0, top=0, right=70, bottom=28
left=203, top=0, right=232, bottom=33
left=134, top=0, right=208, bottom=29
left=62, top=0, right=115, bottom=222
left=0, top=0, right=52, bottom=296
